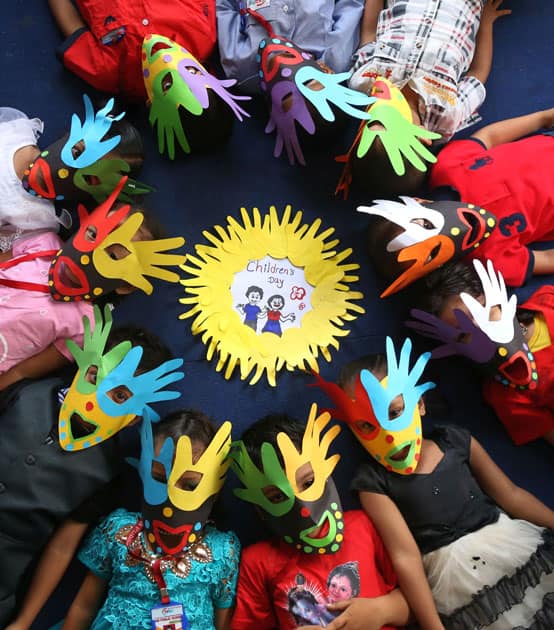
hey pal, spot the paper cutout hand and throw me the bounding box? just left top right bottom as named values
left=460, top=259, right=516, bottom=343
left=360, top=337, right=435, bottom=431
left=97, top=347, right=184, bottom=417
left=277, top=403, right=340, bottom=502
left=75, top=158, right=155, bottom=203
left=406, top=308, right=496, bottom=362
left=231, top=440, right=294, bottom=517
left=169, top=421, right=232, bottom=511
left=357, top=106, right=440, bottom=175
left=127, top=408, right=174, bottom=505
left=62, top=95, right=125, bottom=168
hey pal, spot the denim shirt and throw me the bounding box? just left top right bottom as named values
left=216, top=0, right=364, bottom=94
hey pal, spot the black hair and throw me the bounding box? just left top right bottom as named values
left=349, top=136, right=427, bottom=199
left=327, top=561, right=361, bottom=597
left=267, top=294, right=285, bottom=308
left=117, top=200, right=167, bottom=241
left=246, top=285, right=264, bottom=298
left=241, top=413, right=304, bottom=468
left=338, top=354, right=387, bottom=391
left=106, top=323, right=173, bottom=373
left=178, top=89, right=235, bottom=153
left=365, top=215, right=407, bottom=281
left=153, top=408, right=217, bottom=446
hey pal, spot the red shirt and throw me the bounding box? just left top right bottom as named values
left=482, top=285, right=554, bottom=445
left=231, top=510, right=399, bottom=630
left=58, top=0, right=216, bottom=102
left=429, top=135, right=554, bottom=287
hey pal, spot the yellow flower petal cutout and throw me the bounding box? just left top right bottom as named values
left=179, top=205, right=365, bottom=386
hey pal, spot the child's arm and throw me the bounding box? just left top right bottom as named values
left=472, top=108, right=554, bottom=149
left=48, top=0, right=86, bottom=37
left=5, top=520, right=89, bottom=630
left=357, top=491, right=445, bottom=630
left=469, top=437, right=554, bottom=527
left=466, top=0, right=512, bottom=85
left=0, top=344, right=70, bottom=391
left=61, top=571, right=108, bottom=630
left=324, top=588, right=411, bottom=629
left=215, top=607, right=234, bottom=630
left=359, top=0, right=384, bottom=46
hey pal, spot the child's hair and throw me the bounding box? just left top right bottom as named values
left=349, top=137, right=427, bottom=199
left=246, top=285, right=263, bottom=298
left=365, top=215, right=407, bottom=281
left=327, top=561, right=361, bottom=597
left=267, top=294, right=284, bottom=307
left=153, top=408, right=217, bottom=447
left=241, top=413, right=304, bottom=468
left=178, top=90, right=235, bottom=153
left=338, top=354, right=387, bottom=393
left=106, top=324, right=173, bottom=373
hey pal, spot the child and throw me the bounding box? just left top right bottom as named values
left=343, top=0, right=511, bottom=197
left=407, top=258, right=554, bottom=446
left=229, top=405, right=411, bottom=629
left=315, top=337, right=554, bottom=629
left=0, top=176, right=185, bottom=391
left=62, top=409, right=240, bottom=629
left=48, top=0, right=217, bottom=104
left=261, top=294, right=295, bottom=336
left=1, top=308, right=184, bottom=627
left=0, top=97, right=150, bottom=248
left=236, top=285, right=264, bottom=331
left=216, top=0, right=365, bottom=95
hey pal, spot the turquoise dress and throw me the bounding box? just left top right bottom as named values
left=78, top=508, right=240, bottom=629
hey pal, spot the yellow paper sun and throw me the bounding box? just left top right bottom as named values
left=179, top=205, right=365, bottom=386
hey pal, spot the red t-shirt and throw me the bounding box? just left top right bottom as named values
left=429, top=135, right=554, bottom=287
left=58, top=0, right=216, bottom=102
left=231, top=510, right=399, bottom=630
left=482, top=285, right=554, bottom=445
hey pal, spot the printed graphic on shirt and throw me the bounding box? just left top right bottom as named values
left=284, top=562, right=361, bottom=627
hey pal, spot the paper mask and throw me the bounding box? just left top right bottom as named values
left=357, top=196, right=497, bottom=297
left=250, top=10, right=373, bottom=166
left=59, top=305, right=185, bottom=451
left=129, top=411, right=232, bottom=555
left=314, top=338, right=435, bottom=474
left=142, top=34, right=250, bottom=159
left=335, top=77, right=441, bottom=198
left=407, top=260, right=538, bottom=390
left=48, top=176, right=186, bottom=301
left=231, top=404, right=344, bottom=553
left=21, top=94, right=153, bottom=203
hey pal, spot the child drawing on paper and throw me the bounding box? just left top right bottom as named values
left=261, top=294, right=295, bottom=336
left=236, top=285, right=265, bottom=332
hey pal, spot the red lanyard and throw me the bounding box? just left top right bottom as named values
left=0, top=249, right=58, bottom=293
left=125, top=518, right=170, bottom=604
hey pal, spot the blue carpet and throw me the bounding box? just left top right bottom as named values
left=3, top=0, right=553, bottom=626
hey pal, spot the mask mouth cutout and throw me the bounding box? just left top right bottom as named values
left=151, top=41, right=172, bottom=57
left=498, top=351, right=533, bottom=386
left=460, top=209, right=485, bottom=250
left=70, top=412, right=97, bottom=439
left=385, top=439, right=416, bottom=470
left=25, top=158, right=55, bottom=198
left=305, top=514, right=331, bottom=540
left=55, top=258, right=88, bottom=291
left=153, top=520, right=192, bottom=555
left=388, top=443, right=411, bottom=462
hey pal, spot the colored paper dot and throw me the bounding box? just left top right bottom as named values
left=143, top=69, right=149, bottom=77
left=56, top=195, right=64, bottom=201
left=318, top=548, right=326, bottom=554
left=415, top=453, right=420, bottom=460
left=63, top=296, right=70, bottom=301
left=335, top=511, right=342, bottom=519
left=148, top=533, right=155, bottom=543
left=416, top=438, right=421, bottom=445
left=83, top=441, right=90, bottom=448
left=93, top=288, right=103, bottom=296
left=107, top=429, right=113, bottom=435
left=53, top=294, right=61, bottom=300
left=337, top=521, right=344, bottom=530
left=41, top=150, right=49, bottom=157
left=65, top=443, right=73, bottom=450
left=336, top=534, right=343, bottom=542
left=271, top=38, right=281, bottom=44
left=95, top=436, right=101, bottom=442
left=163, top=54, right=172, bottom=63
left=479, top=208, right=485, bottom=214
left=331, top=502, right=338, bottom=510
left=189, top=533, right=196, bottom=543
left=144, top=520, right=150, bottom=528
left=303, top=546, right=314, bottom=554
left=501, top=378, right=509, bottom=385
left=415, top=426, right=420, bottom=435
left=386, top=465, right=392, bottom=471
left=284, top=535, right=293, bottom=543
left=385, top=435, right=394, bottom=443
left=532, top=371, right=538, bottom=379
left=286, top=42, right=294, bottom=48
left=58, top=168, right=69, bottom=179
left=156, top=546, right=162, bottom=553
left=484, top=232, right=490, bottom=238
left=374, top=453, right=381, bottom=461
left=255, top=54, right=261, bottom=63
left=301, top=51, right=311, bottom=58
left=60, top=419, right=66, bottom=427
left=529, top=380, right=538, bottom=390
left=60, top=431, right=66, bottom=439
left=487, top=217, right=495, bottom=226
left=194, top=522, right=202, bottom=531
left=498, top=347, right=508, bottom=356
left=85, top=401, right=94, bottom=411
left=258, top=70, right=264, bottom=78
left=260, top=40, right=266, bottom=48
left=331, top=543, right=339, bottom=552
left=281, top=68, right=292, bottom=77
left=473, top=242, right=480, bottom=248
left=450, top=227, right=460, bottom=236
left=528, top=352, right=534, bottom=360
left=405, top=467, right=413, bottom=474
left=300, top=507, right=310, bottom=518
left=163, top=507, right=173, bottom=518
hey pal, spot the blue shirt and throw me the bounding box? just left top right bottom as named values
left=78, top=508, right=240, bottom=629
left=216, top=0, right=364, bottom=93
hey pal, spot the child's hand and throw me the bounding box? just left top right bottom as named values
left=481, top=0, right=512, bottom=26
left=325, top=598, right=389, bottom=629
left=545, top=108, right=554, bottom=129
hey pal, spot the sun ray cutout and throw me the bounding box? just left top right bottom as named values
left=179, top=205, right=365, bottom=386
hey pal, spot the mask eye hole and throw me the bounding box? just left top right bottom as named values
left=388, top=395, right=405, bottom=420
left=85, top=225, right=99, bottom=243
left=106, top=385, right=132, bottom=404
left=71, top=140, right=85, bottom=160
left=183, top=64, right=201, bottom=75
left=106, top=244, right=131, bottom=261
left=85, top=365, right=99, bottom=385
left=262, top=485, right=288, bottom=504
left=354, top=419, right=377, bottom=436
left=410, top=218, right=435, bottom=230
left=151, top=461, right=167, bottom=483
left=176, top=471, right=202, bottom=491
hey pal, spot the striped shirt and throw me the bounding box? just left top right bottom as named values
left=349, top=0, right=486, bottom=142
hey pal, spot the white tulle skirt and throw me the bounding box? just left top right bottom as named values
left=422, top=513, right=554, bottom=629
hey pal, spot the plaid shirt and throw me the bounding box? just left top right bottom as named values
left=349, top=0, right=485, bottom=142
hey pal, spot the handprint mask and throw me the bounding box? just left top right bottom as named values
left=407, top=260, right=538, bottom=390
left=59, top=306, right=184, bottom=451
left=357, top=196, right=497, bottom=297
left=335, top=77, right=441, bottom=197
left=48, top=176, right=185, bottom=301
left=131, top=413, right=232, bottom=555
left=142, top=34, right=250, bottom=159
left=250, top=10, right=374, bottom=166
left=22, top=94, right=153, bottom=203
left=231, top=405, right=344, bottom=553
left=314, top=338, right=434, bottom=474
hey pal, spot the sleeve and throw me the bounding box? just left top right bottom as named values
left=77, top=511, right=121, bottom=580
left=434, top=424, right=471, bottom=458
left=482, top=383, right=554, bottom=445
left=452, top=75, right=486, bottom=132
left=70, top=477, right=123, bottom=525
left=348, top=41, right=377, bottom=92
left=363, top=514, right=398, bottom=591
left=57, top=28, right=121, bottom=95
left=350, top=460, right=388, bottom=495
left=230, top=543, right=278, bottom=630
left=213, top=530, right=241, bottom=609
left=320, top=0, right=364, bottom=73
